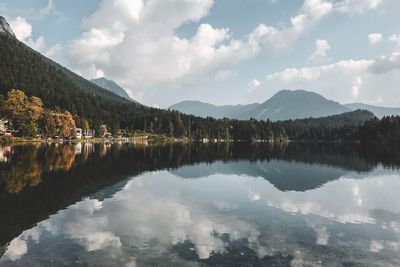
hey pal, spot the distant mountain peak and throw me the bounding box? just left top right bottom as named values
left=0, top=16, right=15, bottom=38
left=91, top=77, right=137, bottom=103
left=93, top=77, right=107, bottom=82
left=273, top=89, right=329, bottom=99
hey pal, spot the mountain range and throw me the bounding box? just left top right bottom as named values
left=170, top=90, right=400, bottom=121
left=87, top=77, right=400, bottom=121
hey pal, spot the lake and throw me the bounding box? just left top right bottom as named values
left=0, top=142, right=400, bottom=266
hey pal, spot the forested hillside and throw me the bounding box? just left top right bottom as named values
left=277, top=110, right=375, bottom=141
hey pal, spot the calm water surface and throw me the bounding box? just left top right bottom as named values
left=0, top=142, right=400, bottom=266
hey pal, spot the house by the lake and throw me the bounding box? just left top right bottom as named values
left=100, top=124, right=108, bottom=137
left=83, top=129, right=95, bottom=139
left=0, top=119, right=9, bottom=133
left=75, top=128, right=82, bottom=139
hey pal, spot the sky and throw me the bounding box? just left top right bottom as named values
left=1, top=0, right=400, bottom=108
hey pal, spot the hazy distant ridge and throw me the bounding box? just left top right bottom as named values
left=345, top=103, right=400, bottom=118
left=170, top=90, right=400, bottom=120
left=170, top=90, right=351, bottom=121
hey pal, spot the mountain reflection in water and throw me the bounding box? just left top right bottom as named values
left=0, top=142, right=400, bottom=266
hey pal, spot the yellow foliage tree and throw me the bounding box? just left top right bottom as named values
left=4, top=89, right=43, bottom=136
left=82, top=120, right=90, bottom=133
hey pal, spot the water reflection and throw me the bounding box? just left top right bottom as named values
left=0, top=144, right=78, bottom=193
left=0, top=146, right=12, bottom=163
left=0, top=142, right=400, bottom=266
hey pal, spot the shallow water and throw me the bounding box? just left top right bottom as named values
left=0, top=142, right=400, bottom=266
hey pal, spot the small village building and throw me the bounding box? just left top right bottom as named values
left=0, top=119, right=10, bottom=133
left=75, top=128, right=82, bottom=139
left=83, top=129, right=95, bottom=139
left=100, top=124, right=108, bottom=137
left=117, top=129, right=126, bottom=138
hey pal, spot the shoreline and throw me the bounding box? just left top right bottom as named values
left=2, top=135, right=396, bottom=146
left=0, top=134, right=189, bottom=145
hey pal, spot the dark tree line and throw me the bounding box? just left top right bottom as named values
left=277, top=113, right=400, bottom=143
left=357, top=116, right=400, bottom=142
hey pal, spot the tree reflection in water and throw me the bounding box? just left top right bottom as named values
left=1, top=142, right=400, bottom=194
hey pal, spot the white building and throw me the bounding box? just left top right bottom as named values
left=83, top=129, right=95, bottom=139
left=0, top=119, right=8, bottom=133
left=75, top=128, right=82, bottom=139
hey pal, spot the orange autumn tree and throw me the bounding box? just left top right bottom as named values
left=4, top=89, right=43, bottom=136
left=63, top=111, right=76, bottom=138
left=3, top=89, right=77, bottom=138
left=42, top=111, right=77, bottom=138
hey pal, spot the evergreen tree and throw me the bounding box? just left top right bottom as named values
left=168, top=121, right=174, bottom=136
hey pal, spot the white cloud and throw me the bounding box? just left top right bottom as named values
left=368, top=33, right=383, bottom=44
left=40, top=0, right=55, bottom=17
left=351, top=76, right=362, bottom=97
left=3, top=238, right=27, bottom=261
left=268, top=59, right=372, bottom=82
left=253, top=0, right=333, bottom=51
left=95, top=68, right=105, bottom=79
left=8, top=16, right=32, bottom=41
left=8, top=16, right=60, bottom=58
left=314, top=39, right=330, bottom=57
left=389, top=34, right=400, bottom=47
left=266, top=171, right=400, bottom=225
left=45, top=43, right=63, bottom=58
left=69, top=25, right=125, bottom=68
left=248, top=188, right=261, bottom=201
left=250, top=0, right=384, bottom=55
left=26, top=36, right=46, bottom=51
left=308, top=39, right=330, bottom=63
left=369, top=51, right=400, bottom=74
left=82, top=231, right=122, bottom=252
left=214, top=70, right=237, bottom=80
left=266, top=51, right=400, bottom=105
left=369, top=241, right=384, bottom=253
left=309, top=224, right=331, bottom=245
left=335, top=0, right=383, bottom=14
left=247, top=79, right=261, bottom=92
